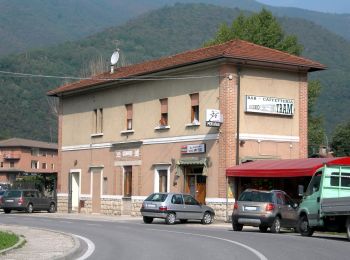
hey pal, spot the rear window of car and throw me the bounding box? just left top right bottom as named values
left=145, top=193, right=168, bottom=202
left=238, top=191, right=273, bottom=202
left=5, top=190, right=22, bottom=198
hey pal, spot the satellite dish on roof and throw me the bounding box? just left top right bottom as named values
left=110, top=49, right=120, bottom=65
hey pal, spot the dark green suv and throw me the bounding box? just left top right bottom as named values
left=1, top=189, right=56, bottom=214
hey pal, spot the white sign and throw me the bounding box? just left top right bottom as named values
left=181, top=144, right=206, bottom=154
left=206, top=109, right=222, bottom=127
left=245, top=95, right=294, bottom=116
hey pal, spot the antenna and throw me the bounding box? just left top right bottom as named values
left=110, top=40, right=120, bottom=73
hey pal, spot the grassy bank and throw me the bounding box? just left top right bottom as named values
left=0, top=231, right=19, bottom=250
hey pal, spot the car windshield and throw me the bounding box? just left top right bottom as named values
left=145, top=193, right=168, bottom=202
left=238, top=191, right=273, bottom=202
left=4, top=190, right=21, bottom=198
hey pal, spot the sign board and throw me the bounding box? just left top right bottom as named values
left=181, top=144, right=206, bottom=154
left=206, top=109, right=222, bottom=127
left=245, top=95, right=294, bottom=116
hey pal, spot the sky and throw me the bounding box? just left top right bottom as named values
left=257, top=0, right=350, bottom=14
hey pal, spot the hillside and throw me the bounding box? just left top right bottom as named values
left=0, top=3, right=349, bottom=141
left=0, top=0, right=350, bottom=57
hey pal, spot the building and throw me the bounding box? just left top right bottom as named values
left=48, top=40, right=325, bottom=219
left=0, top=138, right=58, bottom=185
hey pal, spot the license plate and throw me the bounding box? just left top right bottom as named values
left=146, top=204, right=156, bottom=208
left=5, top=199, right=14, bottom=203
left=244, top=206, right=257, bottom=211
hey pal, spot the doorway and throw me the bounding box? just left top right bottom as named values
left=68, top=171, right=80, bottom=212
left=184, top=166, right=206, bottom=204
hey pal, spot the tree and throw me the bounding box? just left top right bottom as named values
left=308, top=80, right=326, bottom=156
left=205, top=9, right=303, bottom=55
left=331, top=122, right=350, bottom=156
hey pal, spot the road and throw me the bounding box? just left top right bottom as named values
left=0, top=213, right=349, bottom=260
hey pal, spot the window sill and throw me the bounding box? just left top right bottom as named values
left=154, top=125, right=170, bottom=130
left=91, top=133, right=104, bottom=138
left=185, top=122, right=201, bottom=127
left=120, top=129, right=135, bottom=135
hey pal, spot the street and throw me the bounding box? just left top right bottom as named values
left=0, top=213, right=349, bottom=260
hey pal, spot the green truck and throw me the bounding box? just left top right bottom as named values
left=298, top=158, right=350, bottom=240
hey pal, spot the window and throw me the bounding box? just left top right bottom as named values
left=183, top=194, right=200, bottom=205
left=330, top=172, right=340, bottom=186
left=103, top=177, right=108, bottom=195
left=93, top=108, right=103, bottom=134
left=42, top=162, right=47, bottom=169
left=159, top=98, right=168, bottom=126
left=41, top=150, right=47, bottom=157
left=158, top=170, right=168, bottom=192
left=171, top=194, right=183, bottom=205
left=305, top=171, right=322, bottom=195
left=126, top=104, right=133, bottom=130
left=190, top=93, right=199, bottom=124
left=9, top=161, right=15, bottom=168
left=51, top=163, right=54, bottom=170
left=341, top=173, right=350, bottom=187
left=31, top=160, right=39, bottom=169
left=124, top=166, right=132, bottom=197
left=0, top=162, right=3, bottom=168
left=31, top=148, right=39, bottom=156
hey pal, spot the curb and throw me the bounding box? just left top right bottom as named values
left=0, top=224, right=80, bottom=259
left=0, top=232, right=26, bottom=255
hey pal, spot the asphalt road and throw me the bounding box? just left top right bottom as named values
left=1, top=214, right=349, bottom=260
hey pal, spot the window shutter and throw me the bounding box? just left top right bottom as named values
left=126, top=104, right=133, bottom=119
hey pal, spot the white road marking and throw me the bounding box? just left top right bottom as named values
left=74, top=234, right=96, bottom=260
left=148, top=228, right=268, bottom=260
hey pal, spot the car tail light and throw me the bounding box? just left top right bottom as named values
left=18, top=197, right=24, bottom=205
left=265, top=203, right=275, bottom=211
left=159, top=206, right=167, bottom=211
left=233, top=202, right=238, bottom=210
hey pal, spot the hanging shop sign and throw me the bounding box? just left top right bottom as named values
left=245, top=95, right=295, bottom=116
left=206, top=109, right=222, bottom=127
left=181, top=144, right=206, bottom=154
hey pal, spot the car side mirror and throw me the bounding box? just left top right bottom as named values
left=298, top=185, right=304, bottom=197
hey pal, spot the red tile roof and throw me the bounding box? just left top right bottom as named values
left=0, top=138, right=57, bottom=150
left=48, top=39, right=326, bottom=96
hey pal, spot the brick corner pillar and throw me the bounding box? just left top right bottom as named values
left=299, top=73, right=308, bottom=158
left=57, top=98, right=63, bottom=193
left=218, top=64, right=238, bottom=198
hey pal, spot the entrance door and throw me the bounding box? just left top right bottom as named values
left=92, top=170, right=101, bottom=213
left=71, top=172, right=80, bottom=211
left=185, top=167, right=206, bottom=205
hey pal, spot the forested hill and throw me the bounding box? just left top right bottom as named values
left=0, top=0, right=350, bottom=57
left=0, top=3, right=349, bottom=141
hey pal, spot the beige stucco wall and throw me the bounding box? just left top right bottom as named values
left=61, top=66, right=220, bottom=147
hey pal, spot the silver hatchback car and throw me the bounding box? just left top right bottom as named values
left=140, top=192, right=215, bottom=225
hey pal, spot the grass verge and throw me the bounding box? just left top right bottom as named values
left=0, top=231, right=19, bottom=250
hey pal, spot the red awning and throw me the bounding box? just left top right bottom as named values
left=226, top=157, right=350, bottom=178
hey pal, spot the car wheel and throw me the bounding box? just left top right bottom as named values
left=232, top=222, right=243, bottom=231
left=165, top=212, right=176, bottom=225
left=346, top=216, right=350, bottom=241
left=259, top=225, right=268, bottom=233
left=271, top=216, right=281, bottom=233
left=201, top=212, right=213, bottom=225
left=48, top=203, right=56, bottom=213
left=143, top=216, right=153, bottom=224
left=4, top=208, right=11, bottom=214
left=180, top=219, right=188, bottom=224
left=298, top=215, right=314, bottom=237
left=26, top=203, right=34, bottom=213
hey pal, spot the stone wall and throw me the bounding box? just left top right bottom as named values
left=57, top=195, right=68, bottom=213
left=131, top=198, right=143, bottom=216
left=101, top=198, right=122, bottom=215
left=207, top=202, right=234, bottom=222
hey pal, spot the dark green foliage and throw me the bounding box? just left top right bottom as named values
left=331, top=122, right=350, bottom=157
left=205, top=9, right=303, bottom=55
left=0, top=3, right=348, bottom=142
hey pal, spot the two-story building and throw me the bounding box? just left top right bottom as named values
left=48, top=40, right=325, bottom=219
left=0, top=138, right=58, bottom=185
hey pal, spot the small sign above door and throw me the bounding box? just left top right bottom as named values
left=181, top=144, right=206, bottom=154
